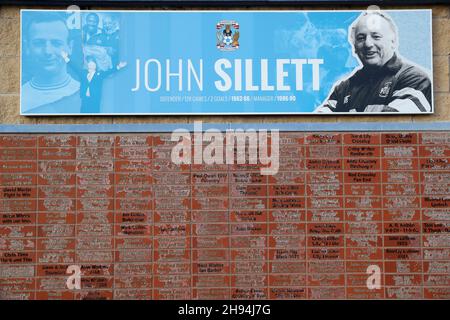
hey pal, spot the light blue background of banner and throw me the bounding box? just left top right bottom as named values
left=20, top=10, right=432, bottom=115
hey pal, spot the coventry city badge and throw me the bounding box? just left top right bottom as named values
left=216, top=20, right=239, bottom=51
left=379, top=82, right=392, bottom=98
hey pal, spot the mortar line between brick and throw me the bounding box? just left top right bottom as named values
left=228, top=140, right=232, bottom=300
left=342, top=133, right=347, bottom=299
left=266, top=144, right=269, bottom=300
left=305, top=134, right=308, bottom=299
left=151, top=134, right=155, bottom=301
left=418, top=134, right=425, bottom=299
left=380, top=132, right=385, bottom=299
left=112, top=134, right=116, bottom=300
left=303, top=134, right=307, bottom=300
left=34, top=134, right=38, bottom=300
left=189, top=135, right=193, bottom=300
left=75, top=135, right=78, bottom=300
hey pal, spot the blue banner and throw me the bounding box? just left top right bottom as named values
left=20, top=9, right=433, bottom=115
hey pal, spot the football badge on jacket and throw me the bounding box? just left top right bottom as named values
left=216, top=20, right=239, bottom=51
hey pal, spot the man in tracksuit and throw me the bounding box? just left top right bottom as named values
left=315, top=11, right=432, bottom=113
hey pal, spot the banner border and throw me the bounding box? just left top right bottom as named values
left=1, top=122, right=449, bottom=133
left=19, top=9, right=435, bottom=116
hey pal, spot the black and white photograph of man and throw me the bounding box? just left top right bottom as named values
left=21, top=12, right=81, bottom=113
left=315, top=10, right=432, bottom=113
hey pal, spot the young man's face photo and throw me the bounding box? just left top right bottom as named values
left=86, top=14, right=99, bottom=34
left=27, top=20, right=70, bottom=76
left=353, top=14, right=396, bottom=67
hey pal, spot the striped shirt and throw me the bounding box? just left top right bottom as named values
left=316, top=54, right=432, bottom=113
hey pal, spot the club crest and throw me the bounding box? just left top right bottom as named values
left=379, top=82, right=392, bottom=98
left=216, top=20, right=239, bottom=51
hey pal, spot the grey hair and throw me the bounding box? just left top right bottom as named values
left=349, top=11, right=398, bottom=46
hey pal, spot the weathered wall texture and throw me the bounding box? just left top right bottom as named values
left=0, top=5, right=448, bottom=125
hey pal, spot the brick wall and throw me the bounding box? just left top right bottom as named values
left=0, top=131, right=449, bottom=299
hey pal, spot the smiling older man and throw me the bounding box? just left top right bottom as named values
left=315, top=11, right=432, bottom=113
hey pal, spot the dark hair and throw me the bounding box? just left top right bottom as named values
left=85, top=55, right=97, bottom=63
left=86, top=12, right=99, bottom=22
left=25, top=12, right=69, bottom=40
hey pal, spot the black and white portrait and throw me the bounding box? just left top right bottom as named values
left=315, top=10, right=433, bottom=113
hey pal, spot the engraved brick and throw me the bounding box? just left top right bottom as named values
left=231, top=288, right=267, bottom=299
left=231, top=223, right=266, bottom=235
left=231, top=236, right=266, bottom=248
left=0, top=148, right=36, bottom=161
left=154, top=275, right=190, bottom=288
left=116, top=160, right=152, bottom=172
left=270, top=288, right=306, bottom=299
left=115, top=224, right=151, bottom=237
left=114, top=289, right=152, bottom=300
left=38, top=185, right=75, bottom=198
left=344, top=146, right=380, bottom=158
left=233, top=261, right=267, bottom=274
left=155, top=237, right=189, bottom=249
left=193, top=211, right=228, bottom=223
left=154, top=288, right=190, bottom=299
left=0, top=173, right=36, bottom=186
left=115, top=135, right=152, bottom=147
left=38, top=238, right=74, bottom=251
left=154, top=211, right=189, bottom=223
left=305, top=133, right=341, bottom=145
left=308, top=287, right=345, bottom=299
left=230, top=198, right=266, bottom=210
left=269, top=171, right=305, bottom=184
left=39, top=199, right=75, bottom=211
left=0, top=212, right=35, bottom=224
left=270, top=210, right=304, bottom=222
left=194, top=275, right=229, bottom=287
left=115, top=275, right=152, bottom=289
left=0, top=238, right=35, bottom=251
left=307, top=145, right=341, bottom=158
left=37, top=251, right=74, bottom=263
left=0, top=265, right=34, bottom=277
left=1, top=226, right=35, bottom=238
left=307, top=210, right=343, bottom=222
left=38, top=136, right=76, bottom=147
left=344, top=133, right=380, bottom=145
left=0, top=278, right=35, bottom=291
left=0, top=136, right=36, bottom=148
left=0, top=251, right=35, bottom=264
left=0, top=161, right=37, bottom=173
left=385, top=287, right=422, bottom=299
left=194, top=288, right=229, bottom=299
left=115, top=185, right=152, bottom=198
left=77, top=251, right=113, bottom=263
left=77, top=136, right=114, bottom=147
left=155, top=224, right=189, bottom=237
left=308, top=273, right=345, bottom=286
left=38, top=148, right=76, bottom=160
left=39, top=161, right=76, bottom=173
left=116, top=211, right=151, bottom=224
left=424, top=288, right=450, bottom=299
left=230, top=172, right=266, bottom=184
left=115, top=173, right=152, bottom=186
left=76, top=160, right=113, bottom=172
left=75, top=290, right=113, bottom=300
left=384, top=209, right=420, bottom=221
left=420, top=158, right=450, bottom=170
